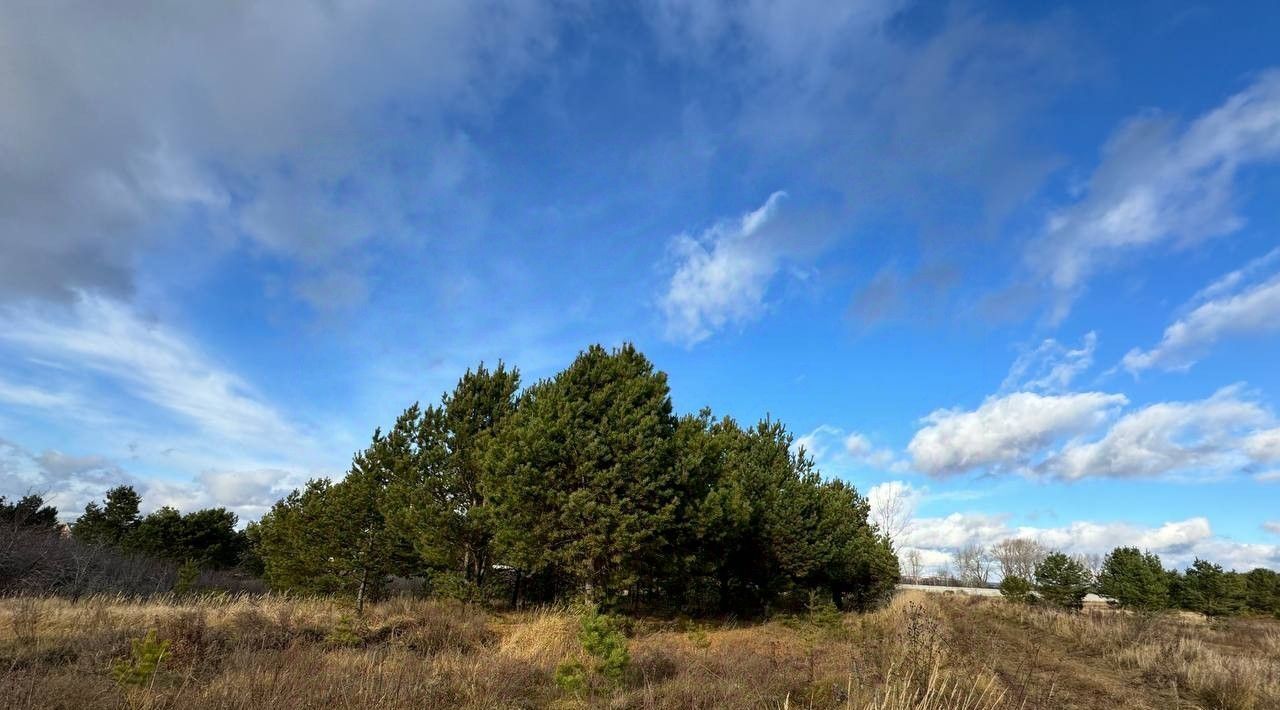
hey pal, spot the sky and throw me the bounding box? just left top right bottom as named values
left=2, top=0, right=1279, bottom=575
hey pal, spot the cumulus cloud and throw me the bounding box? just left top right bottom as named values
left=1001, top=331, right=1097, bottom=393
left=1246, top=428, right=1280, bottom=463
left=908, top=391, right=1127, bottom=476
left=662, top=192, right=823, bottom=344
left=899, top=512, right=1278, bottom=575
left=1041, top=385, right=1272, bottom=480
left=1030, top=71, right=1280, bottom=320
left=0, top=1, right=558, bottom=306
left=1123, top=253, right=1280, bottom=373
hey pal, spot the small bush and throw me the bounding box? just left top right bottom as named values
left=578, top=607, right=630, bottom=686
left=324, top=614, right=363, bottom=648
left=999, top=575, right=1035, bottom=604
left=554, top=659, right=588, bottom=695
left=173, top=559, right=200, bottom=597
left=111, top=630, right=169, bottom=688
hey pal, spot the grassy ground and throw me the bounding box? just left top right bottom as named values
left=1, top=591, right=1277, bottom=709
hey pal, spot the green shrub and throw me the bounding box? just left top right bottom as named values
left=112, top=630, right=169, bottom=688
left=324, top=614, right=363, bottom=648
left=999, top=575, right=1034, bottom=604
left=429, top=570, right=482, bottom=602
left=578, top=608, right=630, bottom=686
left=554, top=659, right=588, bottom=695
left=174, top=559, right=200, bottom=597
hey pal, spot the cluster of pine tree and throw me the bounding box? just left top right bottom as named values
left=250, top=344, right=899, bottom=614
left=74, top=486, right=247, bottom=569
left=1004, top=546, right=1280, bottom=618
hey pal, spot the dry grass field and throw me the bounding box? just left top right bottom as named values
left=2, top=590, right=1277, bottom=709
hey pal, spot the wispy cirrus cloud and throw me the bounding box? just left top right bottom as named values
left=1001, top=331, right=1097, bottom=393
left=1123, top=249, right=1280, bottom=373
left=0, top=294, right=298, bottom=449
left=1030, top=71, right=1280, bottom=321
left=794, top=425, right=908, bottom=474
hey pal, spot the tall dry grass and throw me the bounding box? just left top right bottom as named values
left=2, top=591, right=1275, bottom=709
left=988, top=599, right=1280, bottom=709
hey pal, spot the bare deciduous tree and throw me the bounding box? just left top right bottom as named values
left=990, top=538, right=1047, bottom=581
left=1072, top=552, right=1104, bottom=582
left=954, top=543, right=992, bottom=587
left=869, top=483, right=913, bottom=542
left=902, top=548, right=923, bottom=581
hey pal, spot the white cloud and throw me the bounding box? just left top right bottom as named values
left=900, top=512, right=1278, bottom=575
left=1264, top=521, right=1280, bottom=536
left=199, top=468, right=307, bottom=519
left=794, top=425, right=907, bottom=473
left=1031, top=71, right=1280, bottom=320
left=1001, top=331, right=1097, bottom=393
left=1042, top=385, right=1272, bottom=480
left=662, top=191, right=812, bottom=344
left=0, top=377, right=77, bottom=410
left=1123, top=260, right=1280, bottom=373
left=0, top=295, right=297, bottom=448
left=1246, top=428, right=1280, bottom=463
left=908, top=391, right=1127, bottom=476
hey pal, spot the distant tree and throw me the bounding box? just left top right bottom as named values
left=1073, top=552, right=1104, bottom=586
left=253, top=480, right=336, bottom=593
left=1097, top=547, right=1168, bottom=611
left=903, top=548, right=923, bottom=581
left=0, top=494, right=58, bottom=530
left=124, top=506, right=185, bottom=560
left=73, top=486, right=141, bottom=546
left=999, top=575, right=1034, bottom=604
left=1034, top=552, right=1090, bottom=611
left=1179, top=559, right=1246, bottom=617
left=1242, top=568, right=1280, bottom=616
left=174, top=507, right=245, bottom=568
left=867, top=482, right=912, bottom=542
left=690, top=416, right=822, bottom=612
left=954, top=543, right=992, bottom=587
left=991, top=538, right=1047, bottom=581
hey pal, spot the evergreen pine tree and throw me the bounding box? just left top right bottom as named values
left=1034, top=552, right=1091, bottom=611
left=492, top=344, right=679, bottom=604
left=1097, top=547, right=1169, bottom=610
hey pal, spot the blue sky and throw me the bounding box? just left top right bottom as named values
left=2, top=1, right=1279, bottom=573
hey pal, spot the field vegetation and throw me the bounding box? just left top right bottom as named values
left=2, top=590, right=1278, bottom=709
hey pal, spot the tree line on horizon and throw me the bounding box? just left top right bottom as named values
left=982, top=540, right=1280, bottom=618
left=3, top=344, right=1278, bottom=619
